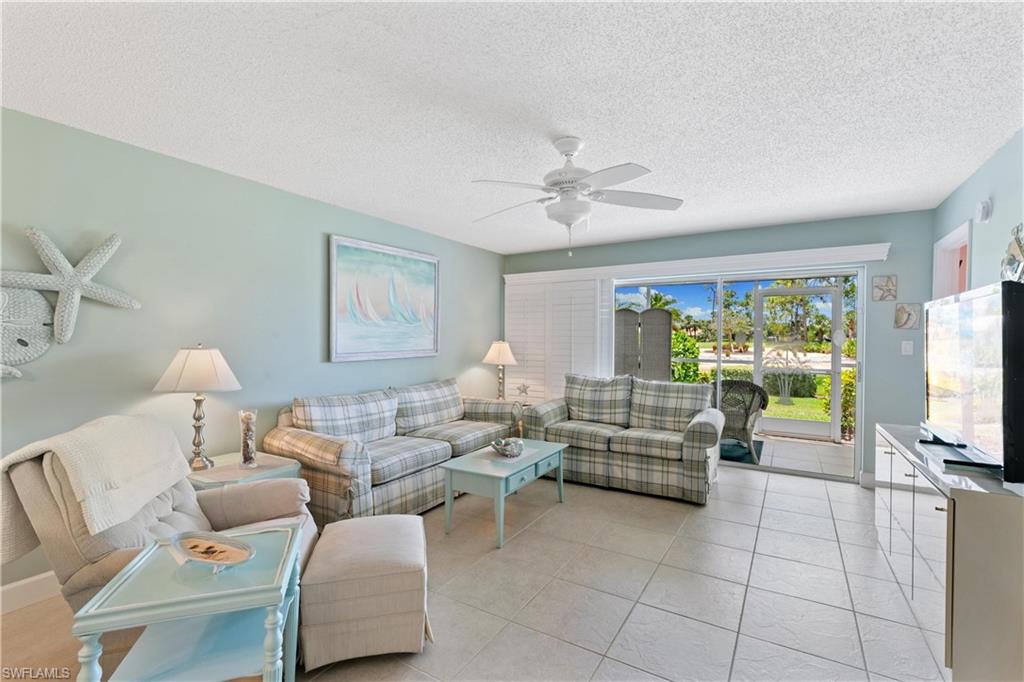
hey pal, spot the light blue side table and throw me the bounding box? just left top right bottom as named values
left=188, top=452, right=301, bottom=491
left=441, top=439, right=566, bottom=548
left=72, top=521, right=303, bottom=682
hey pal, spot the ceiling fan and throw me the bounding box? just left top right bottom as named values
left=472, top=136, right=683, bottom=254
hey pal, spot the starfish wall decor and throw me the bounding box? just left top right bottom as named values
left=1, top=228, right=141, bottom=344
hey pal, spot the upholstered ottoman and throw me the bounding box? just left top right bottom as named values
left=300, top=514, right=431, bottom=671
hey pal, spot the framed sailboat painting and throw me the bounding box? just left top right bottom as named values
left=330, top=236, right=440, bottom=361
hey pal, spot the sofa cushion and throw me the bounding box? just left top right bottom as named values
left=293, top=389, right=398, bottom=442
left=629, top=378, right=711, bottom=432
left=44, top=454, right=211, bottom=564
left=408, top=420, right=509, bottom=457
left=609, top=428, right=687, bottom=461
left=547, top=420, right=625, bottom=452
left=394, top=378, right=464, bottom=435
left=564, top=374, right=632, bottom=427
left=367, top=437, right=452, bottom=484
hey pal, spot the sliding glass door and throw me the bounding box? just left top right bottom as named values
left=614, top=271, right=859, bottom=479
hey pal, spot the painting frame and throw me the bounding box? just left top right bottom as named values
left=893, top=302, right=922, bottom=330
left=872, top=275, right=897, bottom=301
left=329, top=235, right=440, bottom=362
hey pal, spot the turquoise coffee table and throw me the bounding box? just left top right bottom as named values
left=72, top=521, right=303, bottom=682
left=441, top=439, right=566, bottom=548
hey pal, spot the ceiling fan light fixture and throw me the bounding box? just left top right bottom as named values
left=471, top=136, right=683, bottom=229
left=545, top=199, right=591, bottom=228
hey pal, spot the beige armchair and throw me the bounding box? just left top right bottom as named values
left=8, top=454, right=317, bottom=613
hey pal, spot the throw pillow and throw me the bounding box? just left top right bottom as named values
left=564, top=374, right=632, bottom=427
left=629, top=377, right=711, bottom=432
left=394, top=378, right=464, bottom=435
left=292, top=389, right=398, bottom=442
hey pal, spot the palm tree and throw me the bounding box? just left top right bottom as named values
left=648, top=289, right=683, bottom=328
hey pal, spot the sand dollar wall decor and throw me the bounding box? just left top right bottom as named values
left=0, top=228, right=141, bottom=378
left=1, top=288, right=54, bottom=378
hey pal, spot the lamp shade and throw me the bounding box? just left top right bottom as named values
left=153, top=345, right=241, bottom=393
left=482, top=340, right=517, bottom=366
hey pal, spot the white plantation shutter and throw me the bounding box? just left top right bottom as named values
left=504, top=283, right=549, bottom=400
left=504, top=279, right=613, bottom=401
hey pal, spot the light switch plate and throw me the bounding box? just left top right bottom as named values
left=901, top=340, right=914, bottom=355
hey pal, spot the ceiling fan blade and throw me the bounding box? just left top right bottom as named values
left=473, top=196, right=554, bottom=223
left=472, top=179, right=552, bottom=192
left=591, top=190, right=683, bottom=210
left=580, top=163, right=650, bottom=189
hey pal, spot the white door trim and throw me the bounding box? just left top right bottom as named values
left=932, top=221, right=971, bottom=298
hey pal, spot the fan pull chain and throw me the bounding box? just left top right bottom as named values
left=567, top=225, right=573, bottom=257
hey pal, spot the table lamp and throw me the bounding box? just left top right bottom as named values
left=154, top=344, right=241, bottom=470
left=482, top=340, right=517, bottom=400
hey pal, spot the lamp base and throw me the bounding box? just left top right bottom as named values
left=190, top=392, right=215, bottom=470
left=190, top=453, right=215, bottom=471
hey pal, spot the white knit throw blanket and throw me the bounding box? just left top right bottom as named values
left=2, top=414, right=190, bottom=564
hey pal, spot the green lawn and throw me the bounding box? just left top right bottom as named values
left=763, top=397, right=828, bottom=422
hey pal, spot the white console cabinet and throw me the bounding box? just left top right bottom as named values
left=876, top=424, right=1024, bottom=682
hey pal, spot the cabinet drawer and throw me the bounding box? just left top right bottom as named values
left=506, top=468, right=536, bottom=494
left=536, top=453, right=560, bottom=477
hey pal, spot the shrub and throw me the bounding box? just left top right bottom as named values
left=764, top=371, right=817, bottom=398
left=802, top=341, right=831, bottom=354
left=822, top=369, right=857, bottom=438
left=671, top=331, right=700, bottom=383
left=842, top=338, right=857, bottom=359
left=697, top=366, right=816, bottom=398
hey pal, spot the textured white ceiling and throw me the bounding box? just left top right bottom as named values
left=3, top=2, right=1021, bottom=254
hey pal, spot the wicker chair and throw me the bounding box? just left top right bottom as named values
left=714, top=380, right=769, bottom=464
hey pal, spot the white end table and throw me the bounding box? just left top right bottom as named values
left=188, top=452, right=301, bottom=490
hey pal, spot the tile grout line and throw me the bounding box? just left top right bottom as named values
left=726, top=472, right=769, bottom=680
left=824, top=478, right=873, bottom=675
left=593, top=505, right=687, bottom=665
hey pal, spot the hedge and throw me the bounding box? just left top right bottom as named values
left=697, top=366, right=817, bottom=398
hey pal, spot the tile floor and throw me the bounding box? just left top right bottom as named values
left=753, top=435, right=856, bottom=477
left=314, top=466, right=949, bottom=681
left=1, top=466, right=951, bottom=682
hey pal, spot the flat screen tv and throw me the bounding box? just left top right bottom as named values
left=923, top=280, right=1024, bottom=483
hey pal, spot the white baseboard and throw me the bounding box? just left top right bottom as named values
left=1, top=570, right=60, bottom=613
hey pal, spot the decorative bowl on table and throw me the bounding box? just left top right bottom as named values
left=490, top=437, right=525, bottom=458
left=169, top=531, right=255, bottom=574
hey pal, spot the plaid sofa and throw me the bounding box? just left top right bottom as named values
left=523, top=374, right=725, bottom=504
left=264, top=379, right=516, bottom=525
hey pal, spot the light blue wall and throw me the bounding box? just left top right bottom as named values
left=505, top=211, right=936, bottom=481
left=934, top=129, right=1023, bottom=287
left=1, top=110, right=503, bottom=582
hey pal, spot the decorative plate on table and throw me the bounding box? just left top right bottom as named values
left=170, top=531, right=255, bottom=573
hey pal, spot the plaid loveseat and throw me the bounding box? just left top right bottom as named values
left=264, top=379, right=515, bottom=525
left=523, top=374, right=725, bottom=504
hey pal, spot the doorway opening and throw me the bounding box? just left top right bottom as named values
left=615, top=271, right=859, bottom=479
